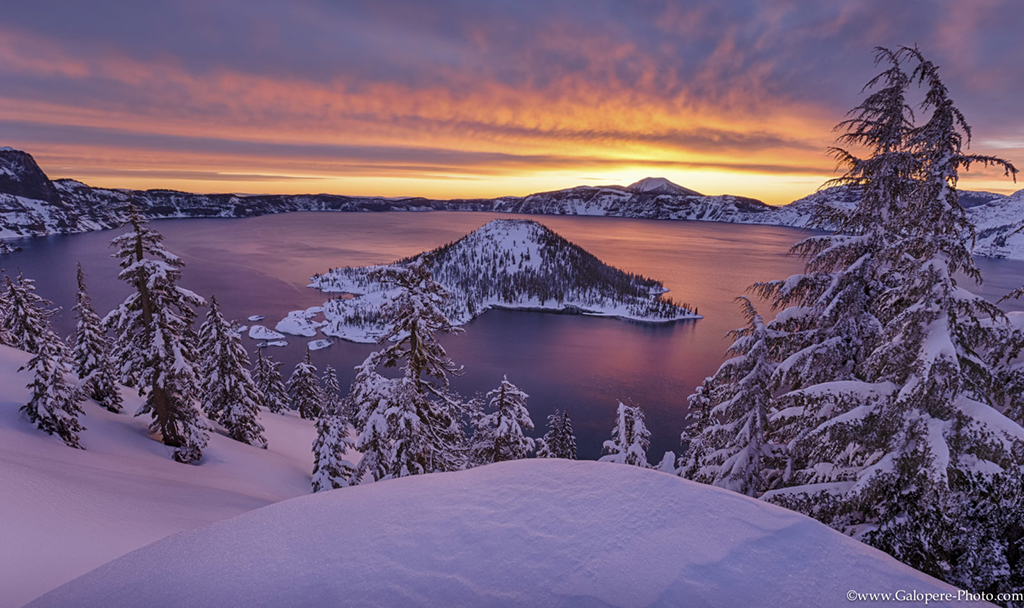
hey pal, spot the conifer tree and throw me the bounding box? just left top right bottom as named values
left=680, top=297, right=779, bottom=496
left=348, top=351, right=394, bottom=483
left=470, top=376, right=535, bottom=465
left=600, top=401, right=651, bottom=467
left=311, top=413, right=357, bottom=492
left=3, top=272, right=55, bottom=354
left=72, top=263, right=122, bottom=413
left=723, top=47, right=1024, bottom=594
left=20, top=314, right=84, bottom=448
left=252, top=348, right=289, bottom=414
left=537, top=408, right=577, bottom=459
left=198, top=296, right=266, bottom=448
left=322, top=364, right=342, bottom=416
left=104, top=206, right=208, bottom=463
left=288, top=348, right=324, bottom=420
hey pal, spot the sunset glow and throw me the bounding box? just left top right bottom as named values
left=2, top=1, right=1022, bottom=204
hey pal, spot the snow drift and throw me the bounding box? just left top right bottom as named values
left=31, top=460, right=966, bottom=608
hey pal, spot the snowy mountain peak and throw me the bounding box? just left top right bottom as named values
left=627, top=177, right=702, bottom=196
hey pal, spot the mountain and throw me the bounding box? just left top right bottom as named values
left=972, top=188, right=1024, bottom=259
left=29, top=458, right=964, bottom=608
left=2, top=147, right=1023, bottom=260
left=295, top=219, right=699, bottom=343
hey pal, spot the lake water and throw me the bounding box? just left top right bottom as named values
left=5, top=211, right=1024, bottom=460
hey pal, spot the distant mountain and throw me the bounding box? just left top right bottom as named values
left=1, top=147, right=1022, bottom=260
left=297, top=219, right=699, bottom=343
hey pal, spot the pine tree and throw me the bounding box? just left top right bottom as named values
left=3, top=272, right=55, bottom=354
left=350, top=258, right=468, bottom=480
left=680, top=297, right=779, bottom=496
left=470, top=376, right=535, bottom=465
left=288, top=348, right=324, bottom=420
left=311, top=413, right=357, bottom=492
left=20, top=326, right=85, bottom=448
left=537, top=408, right=577, bottom=459
left=739, top=47, right=1024, bottom=595
left=104, top=206, right=208, bottom=463
left=198, top=296, right=266, bottom=448
left=600, top=401, right=651, bottom=467
left=72, top=263, right=122, bottom=413
left=252, top=348, right=289, bottom=414
left=322, top=364, right=342, bottom=416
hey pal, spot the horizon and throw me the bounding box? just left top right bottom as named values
left=2, top=1, right=1023, bottom=205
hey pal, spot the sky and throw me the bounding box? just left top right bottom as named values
left=2, top=0, right=1022, bottom=205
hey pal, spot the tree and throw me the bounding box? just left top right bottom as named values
left=3, top=272, right=54, bottom=354
left=470, top=376, right=535, bottom=465
left=252, top=348, right=289, bottom=415
left=600, top=401, right=650, bottom=467
left=680, top=297, right=779, bottom=496
left=288, top=348, right=323, bottom=420
left=743, top=47, right=1024, bottom=596
left=20, top=322, right=85, bottom=448
left=104, top=206, right=208, bottom=463
left=322, top=364, right=342, bottom=416
left=72, top=263, right=122, bottom=413
left=198, top=296, right=266, bottom=448
left=536, top=408, right=577, bottom=459
left=349, top=257, right=468, bottom=481
left=311, top=413, right=357, bottom=492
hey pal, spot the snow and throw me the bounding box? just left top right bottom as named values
left=274, top=307, right=326, bottom=337
left=0, top=345, right=316, bottom=607
left=247, top=325, right=286, bottom=340
left=30, top=460, right=968, bottom=608
left=307, top=338, right=333, bottom=351
left=257, top=340, right=289, bottom=348
left=247, top=315, right=267, bottom=322
left=628, top=177, right=703, bottom=197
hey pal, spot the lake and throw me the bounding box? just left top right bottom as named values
left=4, top=211, right=1024, bottom=460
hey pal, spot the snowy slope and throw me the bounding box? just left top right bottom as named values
left=31, top=459, right=973, bottom=608
left=972, top=189, right=1024, bottom=259
left=0, top=345, right=316, bottom=607
left=299, top=219, right=700, bottom=343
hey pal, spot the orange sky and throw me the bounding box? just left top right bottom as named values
left=2, top=2, right=1021, bottom=205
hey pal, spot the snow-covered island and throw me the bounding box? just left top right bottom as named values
left=295, top=219, right=701, bottom=343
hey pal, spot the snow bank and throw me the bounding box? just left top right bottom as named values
left=0, top=345, right=315, bottom=607
left=31, top=460, right=965, bottom=608
left=248, top=325, right=286, bottom=340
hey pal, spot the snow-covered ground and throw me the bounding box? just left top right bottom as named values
left=30, top=459, right=973, bottom=608
left=0, top=345, right=316, bottom=607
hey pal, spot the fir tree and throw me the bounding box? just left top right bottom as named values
left=680, top=297, right=779, bottom=496
left=3, top=272, right=55, bottom=354
left=252, top=348, right=289, bottom=414
left=72, top=263, right=122, bottom=413
left=20, top=326, right=85, bottom=448
left=288, top=348, right=324, bottom=420
left=322, top=364, right=342, bottom=416
left=600, top=401, right=651, bottom=467
left=735, top=47, right=1024, bottom=596
left=470, top=376, right=535, bottom=465
left=198, top=296, right=266, bottom=448
left=348, top=350, right=395, bottom=483
left=311, top=413, right=357, bottom=492
left=537, top=408, right=577, bottom=459
left=104, top=206, right=208, bottom=463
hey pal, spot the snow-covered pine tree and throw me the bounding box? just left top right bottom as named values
left=348, top=350, right=395, bottom=483
left=252, top=348, right=289, bottom=414
left=750, top=47, right=1024, bottom=595
left=311, top=413, right=357, bottom=492
left=356, top=257, right=467, bottom=479
left=322, top=364, right=342, bottom=416
left=72, top=263, right=122, bottom=413
left=3, top=272, right=55, bottom=354
left=288, top=348, right=324, bottom=420
left=104, top=206, right=209, bottom=463
left=599, top=401, right=651, bottom=467
left=470, top=376, right=535, bottom=465
left=198, top=296, right=266, bottom=448
left=20, top=322, right=85, bottom=448
left=536, top=408, right=577, bottom=459
left=680, top=297, right=779, bottom=496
